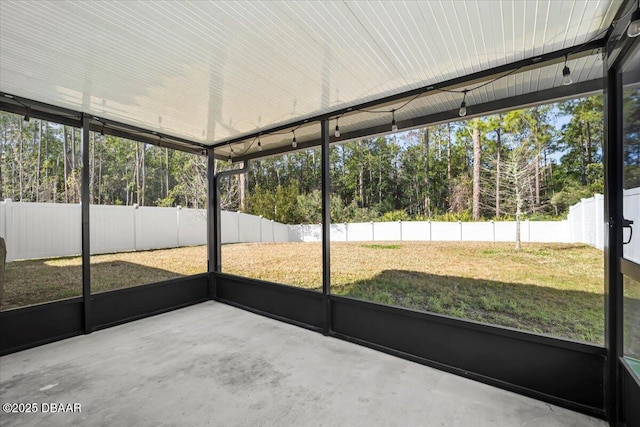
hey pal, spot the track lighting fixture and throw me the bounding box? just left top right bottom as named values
left=335, top=118, right=341, bottom=138
left=23, top=107, right=30, bottom=122
left=292, top=130, right=297, bottom=148
left=391, top=110, right=398, bottom=132
left=257, top=139, right=262, bottom=152
left=561, top=56, right=573, bottom=86
left=228, top=145, right=233, bottom=164
left=459, top=90, right=468, bottom=117
left=629, top=1, right=640, bottom=38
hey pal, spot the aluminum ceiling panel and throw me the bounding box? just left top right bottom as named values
left=0, top=0, right=622, bottom=150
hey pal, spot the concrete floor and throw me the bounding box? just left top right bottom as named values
left=1, top=302, right=606, bottom=427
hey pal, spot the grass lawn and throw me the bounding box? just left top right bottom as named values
left=223, top=241, right=608, bottom=344
left=2, top=241, right=632, bottom=346
left=1, top=247, right=207, bottom=308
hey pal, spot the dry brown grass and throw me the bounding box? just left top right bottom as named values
left=222, top=241, right=607, bottom=343
left=2, top=241, right=618, bottom=344
left=222, top=241, right=602, bottom=294
left=2, top=246, right=207, bottom=309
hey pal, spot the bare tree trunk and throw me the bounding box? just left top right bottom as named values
left=36, top=120, right=42, bottom=202
left=71, top=127, right=76, bottom=171
left=586, top=121, right=593, bottom=165
left=579, top=122, right=587, bottom=185
left=378, top=149, right=382, bottom=205
left=447, top=123, right=451, bottom=181
left=134, top=143, right=140, bottom=205
left=533, top=152, right=540, bottom=212
left=436, top=126, right=441, bottom=161
left=311, top=150, right=316, bottom=189
left=239, top=172, right=246, bottom=211
left=164, top=148, right=170, bottom=197
left=18, top=120, right=23, bottom=200
left=472, top=122, right=481, bottom=220
left=495, top=122, right=501, bottom=218
left=424, top=128, right=430, bottom=217
left=44, top=122, right=50, bottom=200
left=513, top=160, right=522, bottom=252
left=90, top=133, right=95, bottom=203
left=141, top=144, right=146, bottom=206
left=532, top=108, right=541, bottom=210
left=98, top=148, right=103, bottom=204
left=62, top=125, right=69, bottom=202
left=358, top=141, right=364, bottom=207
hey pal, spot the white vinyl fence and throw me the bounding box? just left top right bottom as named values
left=566, top=190, right=640, bottom=264
left=0, top=201, right=206, bottom=262
left=623, top=188, right=640, bottom=264
left=0, top=201, right=297, bottom=262
left=292, top=220, right=570, bottom=244
left=1, top=189, right=638, bottom=262
left=567, top=194, right=605, bottom=250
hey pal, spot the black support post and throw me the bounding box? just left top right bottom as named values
left=207, top=148, right=217, bottom=299
left=81, top=114, right=92, bottom=334
left=603, top=56, right=623, bottom=427
left=321, top=119, right=331, bottom=335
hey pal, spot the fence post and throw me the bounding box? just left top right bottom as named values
left=581, top=198, right=587, bottom=244
left=371, top=221, right=375, bottom=241
left=271, top=219, right=275, bottom=242
left=491, top=220, right=495, bottom=243
left=237, top=211, right=241, bottom=243
left=3, top=199, right=13, bottom=262
left=176, top=205, right=182, bottom=247
left=345, top=222, right=348, bottom=242
left=399, top=220, right=403, bottom=241
left=428, top=220, right=431, bottom=241
left=133, top=203, right=139, bottom=251
left=459, top=220, right=463, bottom=241
left=259, top=215, right=263, bottom=243
left=595, top=194, right=602, bottom=249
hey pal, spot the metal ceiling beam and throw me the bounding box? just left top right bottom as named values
left=234, top=78, right=603, bottom=163
left=215, top=38, right=606, bottom=151
left=0, top=93, right=207, bottom=156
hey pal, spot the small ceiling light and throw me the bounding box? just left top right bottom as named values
left=100, top=122, right=105, bottom=136
left=562, top=56, right=573, bottom=86
left=459, top=90, right=468, bottom=117
left=257, top=138, right=263, bottom=152
left=335, top=117, right=341, bottom=138
left=291, top=130, right=297, bottom=148
left=391, top=110, right=398, bottom=132
left=23, top=107, right=30, bottom=122
left=628, top=5, right=640, bottom=38
left=228, top=154, right=232, bottom=164
left=228, top=145, right=234, bottom=164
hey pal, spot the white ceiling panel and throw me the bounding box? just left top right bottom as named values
left=0, top=0, right=623, bottom=153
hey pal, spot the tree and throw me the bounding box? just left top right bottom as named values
left=501, top=143, right=538, bottom=251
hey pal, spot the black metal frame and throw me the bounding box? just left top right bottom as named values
left=0, top=93, right=208, bottom=155
left=209, top=273, right=606, bottom=416
left=321, top=119, right=331, bottom=335
left=81, top=114, right=92, bottom=334
left=604, top=10, right=640, bottom=422
left=2, top=8, right=639, bottom=425
left=0, top=275, right=208, bottom=355
left=0, top=107, right=211, bottom=356
left=235, top=79, right=603, bottom=163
